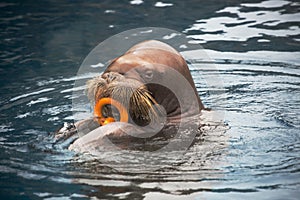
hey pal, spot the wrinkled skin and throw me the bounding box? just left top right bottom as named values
left=55, top=40, right=205, bottom=151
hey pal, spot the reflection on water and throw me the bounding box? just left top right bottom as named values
left=0, top=0, right=299, bottom=199
left=185, top=0, right=300, bottom=43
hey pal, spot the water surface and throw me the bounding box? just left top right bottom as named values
left=0, top=0, right=299, bottom=199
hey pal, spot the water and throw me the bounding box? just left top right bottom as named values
left=0, top=0, right=299, bottom=199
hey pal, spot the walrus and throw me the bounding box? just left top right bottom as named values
left=55, top=40, right=205, bottom=152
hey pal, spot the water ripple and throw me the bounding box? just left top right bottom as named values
left=185, top=0, right=300, bottom=44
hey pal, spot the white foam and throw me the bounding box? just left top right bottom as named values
left=27, top=97, right=51, bottom=106
left=0, top=124, right=14, bottom=132
left=15, top=112, right=31, bottom=119
left=10, top=88, right=55, bottom=102
left=62, top=73, right=99, bottom=82
left=154, top=2, right=173, bottom=7
left=130, top=0, right=143, bottom=5
left=90, top=62, right=105, bottom=68
left=181, top=49, right=300, bottom=66
left=241, top=0, right=290, bottom=8
left=47, top=117, right=59, bottom=122
left=104, top=10, right=115, bottom=14
left=60, top=85, right=86, bottom=93
left=163, top=33, right=180, bottom=40
left=185, top=3, right=300, bottom=43
left=257, top=39, right=270, bottom=42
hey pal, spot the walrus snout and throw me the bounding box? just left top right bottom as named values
left=86, top=71, right=161, bottom=126
left=101, top=71, right=124, bottom=84
left=87, top=72, right=146, bottom=101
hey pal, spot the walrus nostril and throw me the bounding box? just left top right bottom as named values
left=102, top=72, right=122, bottom=83
left=104, top=73, right=114, bottom=83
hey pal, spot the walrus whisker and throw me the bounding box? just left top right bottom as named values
left=132, top=89, right=164, bottom=123
left=107, top=83, right=161, bottom=124
left=86, top=73, right=164, bottom=125
left=86, top=76, right=107, bottom=105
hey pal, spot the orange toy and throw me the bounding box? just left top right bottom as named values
left=94, top=97, right=129, bottom=126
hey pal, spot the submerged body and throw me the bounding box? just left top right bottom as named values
left=55, top=40, right=204, bottom=151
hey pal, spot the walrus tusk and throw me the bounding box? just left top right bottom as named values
left=94, top=97, right=129, bottom=126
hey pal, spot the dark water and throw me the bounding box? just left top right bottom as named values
left=1, top=0, right=300, bottom=199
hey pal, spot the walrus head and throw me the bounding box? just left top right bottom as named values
left=86, top=40, right=203, bottom=127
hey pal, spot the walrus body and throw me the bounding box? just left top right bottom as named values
left=55, top=40, right=204, bottom=151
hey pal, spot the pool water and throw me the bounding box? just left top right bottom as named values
left=0, top=0, right=299, bottom=199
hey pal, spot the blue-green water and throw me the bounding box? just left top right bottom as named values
left=0, top=0, right=299, bottom=199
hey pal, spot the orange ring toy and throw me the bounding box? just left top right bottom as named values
left=94, top=97, right=129, bottom=126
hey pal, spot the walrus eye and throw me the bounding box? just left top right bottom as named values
left=144, top=70, right=153, bottom=80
